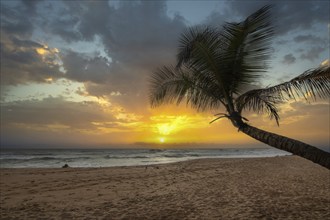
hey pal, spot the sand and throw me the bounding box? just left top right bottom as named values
left=0, top=156, right=329, bottom=219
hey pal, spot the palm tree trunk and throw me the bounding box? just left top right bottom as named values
left=240, top=124, right=330, bottom=169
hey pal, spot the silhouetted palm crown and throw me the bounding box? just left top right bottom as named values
left=149, top=5, right=330, bottom=128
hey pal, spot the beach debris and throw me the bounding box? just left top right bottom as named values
left=62, top=164, right=69, bottom=168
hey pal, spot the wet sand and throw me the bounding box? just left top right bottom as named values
left=1, top=156, right=329, bottom=219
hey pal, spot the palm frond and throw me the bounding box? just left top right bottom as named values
left=235, top=89, right=281, bottom=125
left=175, top=5, right=274, bottom=97
left=220, top=5, right=274, bottom=94
left=235, top=66, right=330, bottom=125
left=149, top=65, right=225, bottom=111
left=176, top=26, right=227, bottom=92
left=252, top=66, right=330, bottom=101
left=176, top=27, right=221, bottom=69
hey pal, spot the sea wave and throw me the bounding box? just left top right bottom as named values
left=163, top=153, right=200, bottom=158
left=104, top=155, right=150, bottom=159
left=0, top=156, right=92, bottom=162
left=0, top=148, right=291, bottom=168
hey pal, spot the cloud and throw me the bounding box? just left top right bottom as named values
left=203, top=10, right=227, bottom=27
left=61, top=1, right=186, bottom=109
left=237, top=99, right=330, bottom=146
left=300, top=47, right=325, bottom=61
left=0, top=96, right=127, bottom=146
left=61, top=50, right=112, bottom=84
left=277, top=101, right=329, bottom=145
left=294, top=34, right=326, bottom=44
left=223, top=1, right=329, bottom=35
left=276, top=39, right=289, bottom=45
left=1, top=1, right=187, bottom=110
left=0, top=96, right=145, bottom=140
left=46, top=1, right=185, bottom=68
left=101, top=1, right=185, bottom=68
left=1, top=0, right=329, bottom=147
left=48, top=15, right=82, bottom=43
left=21, top=0, right=44, bottom=14
left=292, top=34, right=328, bottom=62
left=0, top=34, right=64, bottom=85
left=0, top=97, right=109, bottom=129
left=281, top=54, right=296, bottom=65
left=0, top=2, right=34, bottom=38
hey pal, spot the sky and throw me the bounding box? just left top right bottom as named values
left=0, top=0, right=329, bottom=149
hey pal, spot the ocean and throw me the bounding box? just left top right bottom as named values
left=0, top=147, right=291, bottom=168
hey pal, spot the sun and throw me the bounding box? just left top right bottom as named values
left=159, top=137, right=165, bottom=143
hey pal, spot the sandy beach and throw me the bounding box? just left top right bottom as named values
left=0, top=156, right=329, bottom=219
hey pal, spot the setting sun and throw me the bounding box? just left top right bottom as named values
left=159, top=137, right=165, bottom=143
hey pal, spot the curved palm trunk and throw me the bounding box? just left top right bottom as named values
left=240, top=124, right=330, bottom=169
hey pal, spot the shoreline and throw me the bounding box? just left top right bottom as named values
left=1, top=156, right=329, bottom=219
left=0, top=148, right=292, bottom=169
left=0, top=154, right=293, bottom=169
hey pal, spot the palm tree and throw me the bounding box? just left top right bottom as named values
left=149, top=5, right=330, bottom=169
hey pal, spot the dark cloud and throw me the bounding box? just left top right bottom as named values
left=282, top=54, right=296, bottom=65
left=300, top=47, right=325, bottom=61
left=292, top=34, right=328, bottom=61
left=83, top=81, right=149, bottom=114
left=1, top=0, right=328, bottom=112
left=1, top=0, right=328, bottom=148
left=0, top=96, right=112, bottom=129
left=49, top=1, right=185, bottom=67
left=0, top=1, right=65, bottom=85
left=200, top=10, right=227, bottom=29
left=43, top=0, right=113, bottom=42
left=1, top=1, right=186, bottom=102
left=294, top=34, right=326, bottom=44
left=0, top=96, right=144, bottom=146
left=11, top=36, right=44, bottom=48
left=0, top=2, right=34, bottom=38
left=61, top=50, right=112, bottom=84
left=222, top=0, right=329, bottom=35
left=60, top=50, right=149, bottom=108
left=57, top=1, right=186, bottom=110
left=48, top=15, right=82, bottom=43
left=101, top=1, right=185, bottom=68
left=276, top=39, right=289, bottom=45
left=21, top=0, right=44, bottom=14
left=75, top=1, right=113, bottom=42
left=0, top=34, right=64, bottom=85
